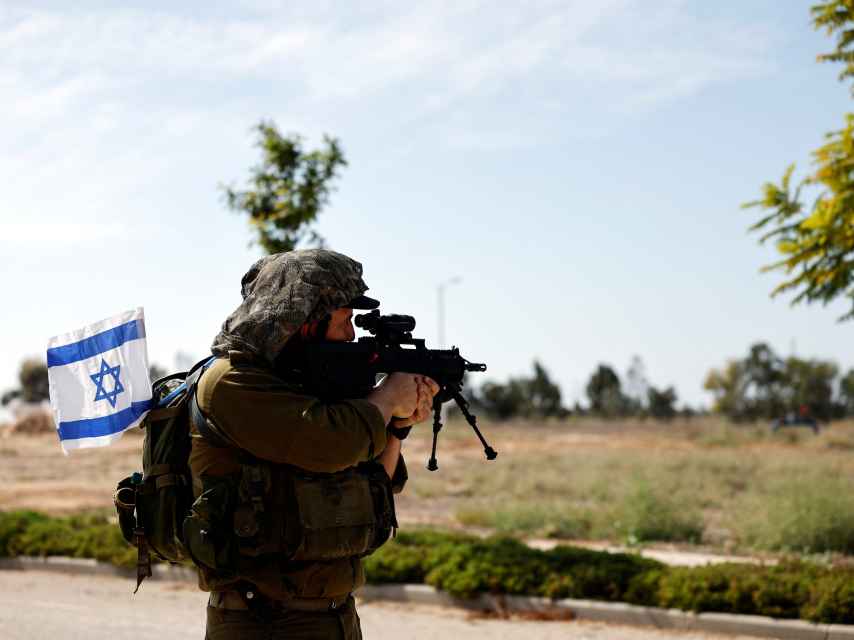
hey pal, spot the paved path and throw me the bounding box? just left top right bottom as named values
left=0, top=570, right=757, bottom=640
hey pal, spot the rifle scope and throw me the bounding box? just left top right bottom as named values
left=355, top=310, right=415, bottom=336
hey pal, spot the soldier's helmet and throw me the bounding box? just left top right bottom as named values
left=211, top=249, right=376, bottom=364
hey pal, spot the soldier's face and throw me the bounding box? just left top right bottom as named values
left=326, top=307, right=355, bottom=342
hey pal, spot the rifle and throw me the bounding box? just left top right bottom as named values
left=304, top=309, right=497, bottom=471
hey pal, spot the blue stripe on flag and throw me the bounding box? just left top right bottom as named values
left=57, top=400, right=152, bottom=441
left=47, top=319, right=146, bottom=367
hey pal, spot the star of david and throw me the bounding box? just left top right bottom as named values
left=90, top=358, right=125, bottom=408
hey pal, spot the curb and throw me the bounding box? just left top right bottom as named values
left=0, top=556, right=197, bottom=582
left=357, top=584, right=854, bottom=640
left=4, top=557, right=854, bottom=639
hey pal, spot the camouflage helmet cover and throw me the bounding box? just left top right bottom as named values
left=211, top=249, right=370, bottom=364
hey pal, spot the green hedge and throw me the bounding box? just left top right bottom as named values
left=4, top=510, right=854, bottom=624
left=0, top=510, right=136, bottom=568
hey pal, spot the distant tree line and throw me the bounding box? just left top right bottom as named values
left=465, top=356, right=683, bottom=422
left=704, top=342, right=854, bottom=422
left=5, top=346, right=854, bottom=425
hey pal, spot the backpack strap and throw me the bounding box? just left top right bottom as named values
left=187, top=358, right=235, bottom=449
left=190, top=393, right=233, bottom=448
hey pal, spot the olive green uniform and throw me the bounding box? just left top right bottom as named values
left=192, top=353, right=407, bottom=639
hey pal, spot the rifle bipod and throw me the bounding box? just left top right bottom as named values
left=427, top=391, right=497, bottom=471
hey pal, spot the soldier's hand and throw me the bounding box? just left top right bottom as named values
left=392, top=376, right=439, bottom=428
left=367, top=372, right=420, bottom=424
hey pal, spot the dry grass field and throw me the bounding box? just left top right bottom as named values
left=3, top=415, right=854, bottom=557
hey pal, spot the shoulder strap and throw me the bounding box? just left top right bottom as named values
left=190, top=392, right=232, bottom=448
left=189, top=358, right=235, bottom=449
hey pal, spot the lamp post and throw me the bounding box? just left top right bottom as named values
left=437, top=276, right=461, bottom=348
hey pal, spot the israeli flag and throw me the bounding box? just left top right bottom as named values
left=47, top=308, right=152, bottom=453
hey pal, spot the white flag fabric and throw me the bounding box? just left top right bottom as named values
left=47, top=308, right=152, bottom=453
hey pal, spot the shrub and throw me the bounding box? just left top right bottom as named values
left=732, top=477, right=854, bottom=554
left=611, top=480, right=703, bottom=544
left=803, top=572, right=854, bottom=623
left=657, top=561, right=823, bottom=619
left=0, top=510, right=49, bottom=556
left=10, top=511, right=854, bottom=625
left=543, top=545, right=662, bottom=601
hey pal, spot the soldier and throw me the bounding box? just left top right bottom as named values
left=188, top=249, right=438, bottom=639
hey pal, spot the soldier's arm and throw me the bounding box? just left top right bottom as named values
left=201, top=363, right=390, bottom=473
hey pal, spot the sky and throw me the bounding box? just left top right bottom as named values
left=1, top=0, right=852, bottom=412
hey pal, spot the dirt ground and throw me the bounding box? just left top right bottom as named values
left=0, top=570, right=761, bottom=640
left=2, top=417, right=850, bottom=563
left=0, top=418, right=704, bottom=515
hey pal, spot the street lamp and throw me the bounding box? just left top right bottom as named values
left=437, top=276, right=461, bottom=348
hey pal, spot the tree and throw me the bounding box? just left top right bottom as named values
left=478, top=379, right=529, bottom=420
left=585, top=364, right=628, bottom=418
left=149, top=363, right=168, bottom=383
left=840, top=368, right=854, bottom=414
left=624, top=355, right=649, bottom=416
left=223, top=121, right=347, bottom=254
left=704, top=343, right=842, bottom=421
left=474, top=360, right=567, bottom=421
left=647, top=386, right=678, bottom=420
left=704, top=360, right=750, bottom=420
left=2, top=358, right=49, bottom=406
left=744, top=1, right=854, bottom=320
left=783, top=356, right=838, bottom=421
left=527, top=361, right=564, bottom=418
left=742, top=343, right=787, bottom=418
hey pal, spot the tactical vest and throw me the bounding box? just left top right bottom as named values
left=182, top=366, right=397, bottom=577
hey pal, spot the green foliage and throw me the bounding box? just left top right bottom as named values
left=704, top=342, right=844, bottom=421
left=658, top=562, right=816, bottom=619
left=646, top=386, right=677, bottom=419
left=0, top=510, right=136, bottom=568
left=731, top=476, right=854, bottom=554
left=368, top=530, right=661, bottom=602
left=745, top=3, right=854, bottom=319
left=0, top=510, right=49, bottom=556
left=2, top=358, right=49, bottom=406
left=839, top=368, right=854, bottom=414
left=802, top=572, right=854, bottom=623
left=542, top=545, right=663, bottom=601
left=424, top=537, right=552, bottom=598
left=223, top=121, right=347, bottom=254
left=585, top=364, right=629, bottom=417
left=9, top=510, right=854, bottom=623
left=813, top=1, right=854, bottom=90
left=612, top=481, right=703, bottom=544
left=474, top=360, right=567, bottom=421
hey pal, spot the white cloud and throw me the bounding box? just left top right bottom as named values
left=0, top=2, right=778, bottom=225
left=0, top=221, right=126, bottom=251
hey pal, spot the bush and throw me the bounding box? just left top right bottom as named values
left=0, top=510, right=136, bottom=568
left=0, top=510, right=49, bottom=556
left=366, top=529, right=662, bottom=602
left=732, top=477, right=854, bottom=554
left=543, top=545, right=662, bottom=601
left=611, top=481, right=703, bottom=544
left=657, top=562, right=816, bottom=618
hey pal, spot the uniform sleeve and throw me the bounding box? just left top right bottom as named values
left=200, top=364, right=388, bottom=473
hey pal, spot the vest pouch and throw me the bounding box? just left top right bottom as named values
left=183, top=476, right=236, bottom=572
left=362, top=462, right=397, bottom=556
left=135, top=470, right=193, bottom=563
left=114, top=474, right=141, bottom=546
left=290, top=468, right=377, bottom=562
